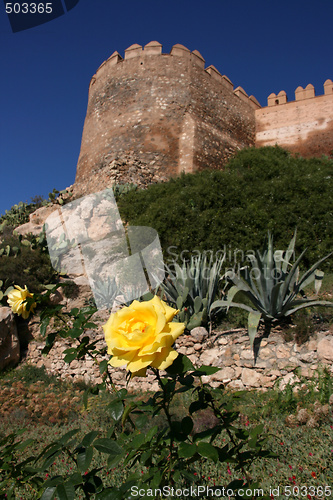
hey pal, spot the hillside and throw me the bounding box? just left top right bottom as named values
left=117, top=146, right=333, bottom=269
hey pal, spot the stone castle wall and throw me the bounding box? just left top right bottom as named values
left=74, top=42, right=332, bottom=196
left=74, top=42, right=259, bottom=197
left=255, top=80, right=333, bottom=157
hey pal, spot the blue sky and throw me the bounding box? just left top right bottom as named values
left=1, top=0, right=332, bottom=217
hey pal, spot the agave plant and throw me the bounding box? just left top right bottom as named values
left=210, top=231, right=333, bottom=349
left=162, top=254, right=225, bottom=331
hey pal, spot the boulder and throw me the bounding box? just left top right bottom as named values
left=14, top=204, right=58, bottom=236
left=0, top=307, right=20, bottom=370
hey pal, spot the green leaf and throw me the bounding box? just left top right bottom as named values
left=165, top=354, right=194, bottom=374
left=197, top=442, right=219, bottom=463
left=145, top=425, right=159, bottom=443
left=181, top=416, right=194, bottom=436
left=40, top=317, right=50, bottom=337
left=82, top=431, right=99, bottom=447
left=194, top=365, right=221, bottom=376
left=99, top=360, right=108, bottom=374
left=107, top=400, right=124, bottom=422
left=178, top=442, right=197, bottom=458
left=249, top=423, right=264, bottom=438
left=135, top=413, right=148, bottom=429
left=59, top=428, right=80, bottom=446
left=40, top=487, right=57, bottom=500
left=189, top=400, right=207, bottom=414
left=69, top=328, right=82, bottom=339
left=55, top=482, right=75, bottom=500
left=94, top=438, right=122, bottom=456
left=77, top=446, right=93, bottom=472
left=64, top=352, right=77, bottom=364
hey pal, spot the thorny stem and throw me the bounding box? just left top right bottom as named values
left=152, top=369, right=175, bottom=484
left=206, top=389, right=252, bottom=484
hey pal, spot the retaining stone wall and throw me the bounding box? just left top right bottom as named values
left=24, top=319, right=333, bottom=393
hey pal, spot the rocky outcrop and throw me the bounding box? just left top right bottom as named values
left=14, top=188, right=73, bottom=237
left=0, top=307, right=20, bottom=370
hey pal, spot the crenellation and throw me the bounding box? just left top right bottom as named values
left=234, top=86, right=249, bottom=103
left=205, top=65, right=222, bottom=82
left=124, top=43, right=143, bottom=60
left=267, top=92, right=277, bottom=107
left=107, top=51, right=123, bottom=66
left=249, top=95, right=261, bottom=110
left=143, top=40, right=162, bottom=56
left=324, top=79, right=333, bottom=95
left=295, top=85, right=306, bottom=101
left=277, top=90, right=287, bottom=104
left=256, top=79, right=333, bottom=157
left=170, top=43, right=191, bottom=58
left=190, top=49, right=205, bottom=68
left=304, top=83, right=315, bottom=99
left=221, top=75, right=234, bottom=92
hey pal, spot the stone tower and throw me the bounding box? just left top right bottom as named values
left=74, top=41, right=260, bottom=196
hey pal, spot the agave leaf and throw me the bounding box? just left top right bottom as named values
left=270, top=281, right=284, bottom=316
left=210, top=299, right=229, bottom=313
left=225, top=269, right=257, bottom=296
left=248, top=311, right=261, bottom=348
left=314, top=270, right=324, bottom=295
left=246, top=253, right=264, bottom=301
left=284, top=299, right=333, bottom=317
left=278, top=248, right=307, bottom=306
left=254, top=249, right=272, bottom=311
left=298, top=269, right=317, bottom=292
left=274, top=250, right=284, bottom=275
left=226, top=286, right=241, bottom=310
left=174, top=263, right=185, bottom=281
left=282, top=230, right=297, bottom=271
left=296, top=252, right=333, bottom=294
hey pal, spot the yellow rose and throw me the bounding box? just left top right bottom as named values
left=7, top=285, right=36, bottom=319
left=103, top=296, right=185, bottom=377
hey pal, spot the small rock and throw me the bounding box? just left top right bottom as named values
left=317, top=338, right=333, bottom=361
left=297, top=408, right=310, bottom=424
left=241, top=368, right=261, bottom=388
left=200, top=348, right=221, bottom=366
left=190, top=327, right=209, bottom=342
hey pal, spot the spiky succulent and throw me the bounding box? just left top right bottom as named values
left=211, top=231, right=332, bottom=348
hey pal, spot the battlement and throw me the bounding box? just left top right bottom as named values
left=266, top=79, right=333, bottom=106
left=91, top=41, right=261, bottom=111
left=256, top=79, right=333, bottom=158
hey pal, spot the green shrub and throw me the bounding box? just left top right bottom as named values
left=117, top=146, right=333, bottom=271
left=0, top=231, right=57, bottom=293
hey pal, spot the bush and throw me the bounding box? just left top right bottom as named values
left=117, top=146, right=333, bottom=271
left=0, top=231, right=57, bottom=293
